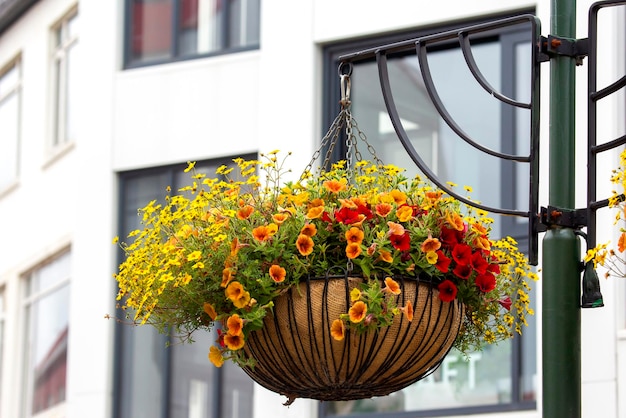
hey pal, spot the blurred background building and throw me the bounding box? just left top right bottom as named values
left=0, top=0, right=624, bottom=417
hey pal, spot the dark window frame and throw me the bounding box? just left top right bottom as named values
left=123, top=0, right=261, bottom=69
left=112, top=154, right=257, bottom=418
left=320, top=10, right=536, bottom=418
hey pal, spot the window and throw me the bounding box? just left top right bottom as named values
left=50, top=8, right=79, bottom=149
left=0, top=58, right=20, bottom=193
left=321, top=12, right=536, bottom=417
left=22, top=250, right=71, bottom=417
left=114, top=157, right=256, bottom=418
left=125, top=0, right=261, bottom=68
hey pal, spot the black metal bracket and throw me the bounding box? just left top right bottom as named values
left=539, top=35, right=589, bottom=65
left=538, top=205, right=588, bottom=231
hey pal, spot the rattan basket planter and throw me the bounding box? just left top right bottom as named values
left=242, top=275, right=463, bottom=402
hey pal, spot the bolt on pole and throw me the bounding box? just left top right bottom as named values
left=542, top=0, right=581, bottom=417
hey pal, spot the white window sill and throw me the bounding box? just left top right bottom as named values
left=43, top=141, right=75, bottom=169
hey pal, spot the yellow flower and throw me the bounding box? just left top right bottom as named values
left=396, top=205, right=413, bottom=222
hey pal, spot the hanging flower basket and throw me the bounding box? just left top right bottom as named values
left=242, top=274, right=462, bottom=402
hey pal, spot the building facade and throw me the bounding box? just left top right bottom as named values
left=0, top=1, right=624, bottom=417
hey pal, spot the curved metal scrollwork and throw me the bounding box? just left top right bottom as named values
left=339, top=15, right=543, bottom=264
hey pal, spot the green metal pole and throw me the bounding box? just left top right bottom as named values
left=543, top=0, right=581, bottom=417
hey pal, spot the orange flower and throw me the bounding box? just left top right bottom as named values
left=345, top=227, right=364, bottom=244
left=346, top=242, right=362, bottom=259
left=221, top=267, right=235, bottom=287
left=272, top=212, right=290, bottom=224
left=401, top=300, right=414, bottom=321
left=619, top=232, right=626, bottom=253
left=387, top=221, right=405, bottom=236
left=230, top=237, right=246, bottom=256
left=375, top=203, right=393, bottom=217
left=300, top=223, right=317, bottom=237
left=348, top=301, right=368, bottom=323
left=252, top=225, right=273, bottom=242
left=224, top=333, right=245, bottom=350
left=227, top=314, right=244, bottom=336
left=471, top=222, right=488, bottom=235
left=269, top=264, right=286, bottom=283
left=339, top=198, right=358, bottom=209
left=236, top=205, right=254, bottom=220
left=396, top=205, right=413, bottom=222
left=389, top=189, right=407, bottom=205
left=446, top=211, right=465, bottom=231
left=383, top=277, right=401, bottom=295
left=306, top=206, right=325, bottom=219
left=209, top=346, right=224, bottom=367
left=421, top=236, right=441, bottom=253
left=330, top=319, right=345, bottom=341
left=323, top=178, right=347, bottom=193
left=296, top=234, right=314, bottom=256
left=203, top=302, right=217, bottom=320
left=225, top=281, right=250, bottom=308
left=378, top=249, right=393, bottom=263
left=474, top=236, right=491, bottom=251
left=425, top=190, right=443, bottom=202
left=309, top=198, right=324, bottom=208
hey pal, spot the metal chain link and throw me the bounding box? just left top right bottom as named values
left=299, top=65, right=385, bottom=185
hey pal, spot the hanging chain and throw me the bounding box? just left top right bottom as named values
left=299, top=62, right=385, bottom=186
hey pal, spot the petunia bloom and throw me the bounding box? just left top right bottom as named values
left=224, top=333, right=245, bottom=351
left=236, top=205, right=254, bottom=220
left=296, top=234, right=314, bottom=256
left=452, top=243, right=472, bottom=265
left=346, top=242, right=362, bottom=259
left=349, top=301, right=368, bottom=323
left=475, top=272, right=497, bottom=293
left=208, top=346, right=224, bottom=367
left=390, top=232, right=410, bottom=251
left=330, top=319, right=345, bottom=341
left=438, top=280, right=458, bottom=302
left=383, top=277, right=401, bottom=295
left=227, top=314, right=244, bottom=336
left=420, top=236, right=441, bottom=253
left=345, top=227, right=364, bottom=244
left=269, top=264, right=286, bottom=283
left=300, top=223, right=317, bottom=237
left=401, top=300, right=414, bottom=321
left=252, top=225, right=273, bottom=242
left=323, top=178, right=348, bottom=193
left=203, top=302, right=217, bottom=320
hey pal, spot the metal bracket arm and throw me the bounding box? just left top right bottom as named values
left=540, top=35, right=589, bottom=65
left=538, top=205, right=588, bottom=231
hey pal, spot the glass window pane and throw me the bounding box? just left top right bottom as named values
left=25, top=252, right=70, bottom=415
left=178, top=0, right=222, bottom=56
left=0, top=92, right=19, bottom=189
left=229, top=0, right=260, bottom=48
left=131, top=0, right=173, bottom=63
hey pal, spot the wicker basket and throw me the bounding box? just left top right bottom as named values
left=242, top=275, right=463, bottom=402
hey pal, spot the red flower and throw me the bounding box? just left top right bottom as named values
left=355, top=203, right=373, bottom=220
left=498, top=296, right=512, bottom=311
left=335, top=207, right=361, bottom=225
left=390, top=232, right=411, bottom=251
left=452, top=243, right=472, bottom=265
left=475, top=272, right=497, bottom=293
left=453, top=263, right=472, bottom=280
left=487, top=263, right=501, bottom=275
left=470, top=251, right=489, bottom=275
left=438, top=280, right=458, bottom=302
left=440, top=226, right=462, bottom=247
left=321, top=211, right=333, bottom=223
left=434, top=250, right=451, bottom=273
